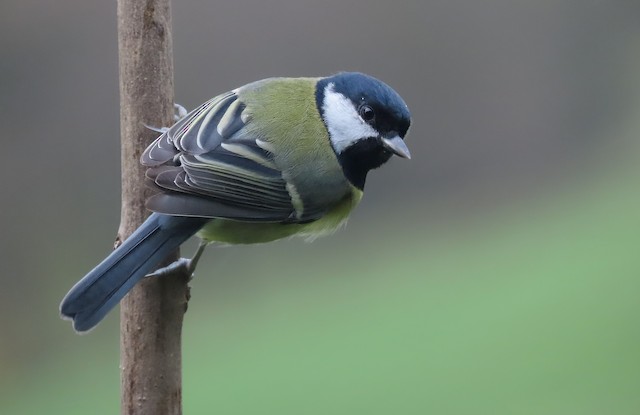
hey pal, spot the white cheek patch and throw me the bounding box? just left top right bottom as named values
left=322, top=83, right=379, bottom=153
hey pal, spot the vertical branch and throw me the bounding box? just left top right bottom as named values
left=117, top=0, right=187, bottom=414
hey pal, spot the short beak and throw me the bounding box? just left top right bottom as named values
left=381, top=135, right=411, bottom=159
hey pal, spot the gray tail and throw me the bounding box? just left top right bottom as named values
left=60, top=213, right=207, bottom=332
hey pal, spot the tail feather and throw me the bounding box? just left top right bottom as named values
left=60, top=213, right=207, bottom=332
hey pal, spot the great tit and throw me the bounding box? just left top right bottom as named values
left=60, top=72, right=411, bottom=332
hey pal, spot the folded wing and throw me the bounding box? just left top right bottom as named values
left=141, top=90, right=323, bottom=223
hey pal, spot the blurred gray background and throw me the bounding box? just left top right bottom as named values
left=1, top=1, right=639, bottom=414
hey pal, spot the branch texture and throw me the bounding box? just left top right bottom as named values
left=117, top=0, right=186, bottom=414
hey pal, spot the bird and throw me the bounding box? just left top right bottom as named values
left=60, top=72, right=411, bottom=332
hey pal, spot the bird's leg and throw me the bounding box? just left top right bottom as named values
left=186, top=239, right=208, bottom=276
left=143, top=103, right=189, bottom=133
left=146, top=239, right=208, bottom=280
left=173, top=103, right=188, bottom=121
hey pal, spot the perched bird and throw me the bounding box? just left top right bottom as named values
left=60, top=72, right=411, bottom=332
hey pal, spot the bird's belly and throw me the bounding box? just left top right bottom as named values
left=197, top=189, right=362, bottom=245
left=198, top=220, right=301, bottom=244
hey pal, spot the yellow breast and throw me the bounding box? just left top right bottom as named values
left=197, top=186, right=363, bottom=245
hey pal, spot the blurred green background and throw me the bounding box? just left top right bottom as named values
left=1, top=0, right=640, bottom=414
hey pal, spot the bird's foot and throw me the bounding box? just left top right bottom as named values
left=146, top=258, right=192, bottom=278
left=146, top=240, right=208, bottom=280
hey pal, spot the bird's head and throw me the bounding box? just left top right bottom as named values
left=316, top=72, right=411, bottom=189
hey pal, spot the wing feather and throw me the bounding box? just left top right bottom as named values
left=141, top=89, right=325, bottom=222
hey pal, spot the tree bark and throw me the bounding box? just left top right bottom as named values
left=117, top=0, right=186, bottom=414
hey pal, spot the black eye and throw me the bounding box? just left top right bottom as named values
left=359, top=105, right=375, bottom=122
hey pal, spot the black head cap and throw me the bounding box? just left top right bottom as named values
left=317, top=72, right=411, bottom=138
left=316, top=72, right=412, bottom=189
